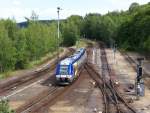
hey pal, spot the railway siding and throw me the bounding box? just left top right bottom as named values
left=35, top=45, right=103, bottom=113
left=86, top=44, right=136, bottom=113
left=122, top=52, right=150, bottom=113
left=106, top=48, right=150, bottom=113
left=0, top=48, right=75, bottom=112
left=1, top=43, right=150, bottom=113
left=36, top=66, right=103, bottom=113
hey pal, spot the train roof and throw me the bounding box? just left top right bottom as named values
left=60, top=48, right=85, bottom=65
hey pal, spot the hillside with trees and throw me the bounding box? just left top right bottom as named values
left=80, top=2, right=150, bottom=53
left=0, top=19, right=58, bottom=73
left=61, top=2, right=150, bottom=54
left=0, top=2, right=149, bottom=74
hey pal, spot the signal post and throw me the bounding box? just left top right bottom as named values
left=136, top=57, right=144, bottom=100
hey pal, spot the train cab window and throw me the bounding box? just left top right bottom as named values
left=59, top=65, right=69, bottom=75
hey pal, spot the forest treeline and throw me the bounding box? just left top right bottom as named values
left=68, top=2, right=150, bottom=52
left=0, top=2, right=149, bottom=73
left=0, top=19, right=58, bottom=73
left=62, top=2, right=150, bottom=53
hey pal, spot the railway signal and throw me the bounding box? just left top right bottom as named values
left=136, top=57, right=144, bottom=100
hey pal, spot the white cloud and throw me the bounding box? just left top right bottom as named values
left=38, top=8, right=57, bottom=19
left=0, top=7, right=60, bottom=22
left=0, top=7, right=31, bottom=22
left=0, top=0, right=149, bottom=22
left=13, top=0, right=21, bottom=6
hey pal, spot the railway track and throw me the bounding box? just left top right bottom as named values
left=0, top=67, right=55, bottom=97
left=17, top=45, right=136, bottom=113
left=121, top=51, right=150, bottom=89
left=16, top=85, right=66, bottom=113
left=85, top=43, right=137, bottom=113
left=16, top=65, right=85, bottom=113
left=0, top=48, right=74, bottom=97
left=121, top=51, right=149, bottom=78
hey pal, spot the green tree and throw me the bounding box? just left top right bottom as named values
left=67, top=15, right=83, bottom=36
left=129, top=2, right=139, bottom=12
left=0, top=16, right=58, bottom=73
left=144, top=36, right=150, bottom=52
left=14, top=29, right=28, bottom=69
left=4, top=19, right=18, bottom=41
left=0, top=23, right=16, bottom=72
left=117, top=3, right=150, bottom=52
left=62, top=21, right=79, bottom=46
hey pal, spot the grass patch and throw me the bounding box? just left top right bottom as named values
left=28, top=48, right=63, bottom=68
left=0, top=71, right=17, bottom=79
left=76, top=38, right=95, bottom=48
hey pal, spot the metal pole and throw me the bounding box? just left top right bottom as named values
left=57, top=7, right=60, bottom=60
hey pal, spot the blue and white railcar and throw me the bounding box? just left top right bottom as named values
left=55, top=48, right=87, bottom=85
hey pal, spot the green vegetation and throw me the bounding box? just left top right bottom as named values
left=117, top=3, right=150, bottom=53
left=0, top=100, right=14, bottom=113
left=0, top=2, right=149, bottom=75
left=28, top=48, right=63, bottom=68
left=81, top=3, right=150, bottom=54
left=1, top=3, right=149, bottom=112
left=76, top=39, right=95, bottom=48
left=0, top=3, right=149, bottom=110
left=61, top=15, right=83, bottom=47
left=0, top=19, right=58, bottom=74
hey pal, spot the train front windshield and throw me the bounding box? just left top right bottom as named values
left=59, top=65, right=69, bottom=75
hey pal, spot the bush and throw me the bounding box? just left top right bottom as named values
left=0, top=99, right=14, bottom=113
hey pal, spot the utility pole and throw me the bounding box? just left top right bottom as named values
left=57, top=7, right=61, bottom=61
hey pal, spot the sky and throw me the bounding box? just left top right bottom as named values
left=0, top=0, right=149, bottom=22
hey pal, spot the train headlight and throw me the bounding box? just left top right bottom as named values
left=67, top=75, right=72, bottom=78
